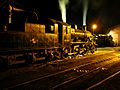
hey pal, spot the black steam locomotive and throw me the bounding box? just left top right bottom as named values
left=0, top=18, right=96, bottom=66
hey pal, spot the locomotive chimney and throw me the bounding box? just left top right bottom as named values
left=71, top=24, right=77, bottom=29
left=83, top=25, right=87, bottom=31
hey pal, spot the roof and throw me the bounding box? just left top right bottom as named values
left=48, top=18, right=69, bottom=25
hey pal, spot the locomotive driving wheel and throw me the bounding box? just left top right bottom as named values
left=62, top=47, right=71, bottom=58
left=52, top=49, right=61, bottom=60
left=73, top=44, right=88, bottom=56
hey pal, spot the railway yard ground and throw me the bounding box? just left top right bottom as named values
left=1, top=47, right=120, bottom=90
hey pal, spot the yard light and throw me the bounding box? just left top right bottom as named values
left=92, top=24, right=97, bottom=35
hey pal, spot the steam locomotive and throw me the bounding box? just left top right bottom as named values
left=0, top=18, right=96, bottom=66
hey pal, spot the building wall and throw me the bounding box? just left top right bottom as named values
left=109, top=26, right=120, bottom=46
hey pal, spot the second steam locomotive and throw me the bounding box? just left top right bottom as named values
left=0, top=18, right=96, bottom=65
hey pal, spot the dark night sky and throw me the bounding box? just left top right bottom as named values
left=67, top=0, right=120, bottom=33
left=1, top=0, right=120, bottom=33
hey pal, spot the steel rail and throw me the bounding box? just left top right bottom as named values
left=50, top=56, right=118, bottom=89
left=3, top=54, right=116, bottom=90
left=86, top=67, right=120, bottom=90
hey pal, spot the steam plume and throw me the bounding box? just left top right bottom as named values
left=58, top=0, right=69, bottom=22
left=83, top=0, right=89, bottom=26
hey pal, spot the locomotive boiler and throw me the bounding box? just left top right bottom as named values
left=0, top=18, right=96, bottom=66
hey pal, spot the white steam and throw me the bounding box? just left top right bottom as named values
left=58, top=0, right=69, bottom=22
left=83, top=0, right=89, bottom=26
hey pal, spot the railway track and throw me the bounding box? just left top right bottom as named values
left=55, top=56, right=120, bottom=90
left=3, top=51, right=120, bottom=90
left=86, top=70, right=120, bottom=90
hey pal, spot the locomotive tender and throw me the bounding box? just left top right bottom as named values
left=0, top=18, right=96, bottom=66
